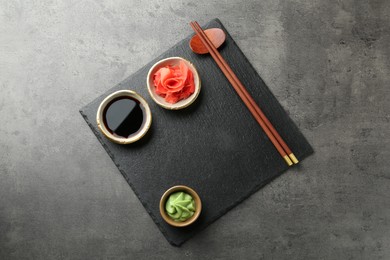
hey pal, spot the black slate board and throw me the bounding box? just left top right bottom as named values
left=80, top=19, right=313, bottom=246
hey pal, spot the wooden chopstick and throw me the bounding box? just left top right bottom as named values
left=192, top=21, right=299, bottom=165
left=190, top=21, right=298, bottom=166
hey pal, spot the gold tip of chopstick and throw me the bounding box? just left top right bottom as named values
left=289, top=153, right=299, bottom=164
left=283, top=155, right=293, bottom=166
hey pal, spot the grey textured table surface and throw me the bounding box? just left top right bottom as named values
left=1, top=0, right=389, bottom=259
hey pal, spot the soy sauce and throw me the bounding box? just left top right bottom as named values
left=103, top=96, right=145, bottom=138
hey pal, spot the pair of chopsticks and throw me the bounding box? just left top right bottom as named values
left=189, top=21, right=298, bottom=166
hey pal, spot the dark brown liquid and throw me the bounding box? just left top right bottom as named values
left=103, top=96, right=145, bottom=139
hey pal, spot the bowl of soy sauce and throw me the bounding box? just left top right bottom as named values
left=96, top=90, right=152, bottom=144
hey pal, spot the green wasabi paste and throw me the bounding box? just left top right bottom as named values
left=165, top=191, right=196, bottom=222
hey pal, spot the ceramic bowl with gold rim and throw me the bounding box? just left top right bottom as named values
left=96, top=90, right=152, bottom=144
left=146, top=57, right=201, bottom=110
left=159, top=185, right=202, bottom=227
